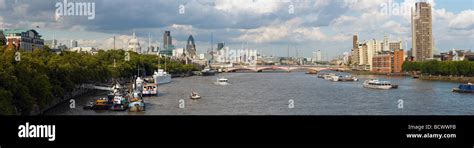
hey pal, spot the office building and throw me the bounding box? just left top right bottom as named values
left=186, top=35, right=196, bottom=58
left=217, top=42, right=224, bottom=51
left=351, top=35, right=359, bottom=65
left=163, top=31, right=172, bottom=50
left=70, top=40, right=78, bottom=48
left=411, top=2, right=434, bottom=61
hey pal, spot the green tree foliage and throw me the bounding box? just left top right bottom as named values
left=0, top=47, right=198, bottom=115
left=402, top=60, right=474, bottom=76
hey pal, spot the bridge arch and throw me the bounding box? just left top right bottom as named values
left=225, top=67, right=256, bottom=72
left=288, top=67, right=320, bottom=72
left=256, top=66, right=290, bottom=72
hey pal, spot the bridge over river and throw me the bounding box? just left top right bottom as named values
left=224, top=65, right=348, bottom=72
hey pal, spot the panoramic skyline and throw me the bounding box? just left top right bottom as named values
left=0, top=0, right=472, bottom=58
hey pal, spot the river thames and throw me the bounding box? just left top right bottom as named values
left=45, top=71, right=474, bottom=115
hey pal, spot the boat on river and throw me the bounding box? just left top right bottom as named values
left=83, top=97, right=112, bottom=110
left=306, top=70, right=318, bottom=75
left=214, top=78, right=229, bottom=85
left=330, top=75, right=340, bottom=82
left=153, top=69, right=171, bottom=85
left=452, top=83, right=474, bottom=93
left=142, top=83, right=158, bottom=96
left=321, top=73, right=336, bottom=80
left=202, top=67, right=217, bottom=76
left=110, top=95, right=129, bottom=111
left=128, top=77, right=146, bottom=112
left=128, top=91, right=145, bottom=112
left=363, top=79, right=397, bottom=90
left=190, top=91, right=201, bottom=100
left=340, top=75, right=359, bottom=82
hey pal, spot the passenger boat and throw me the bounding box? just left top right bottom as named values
left=363, top=79, right=395, bottom=90
left=452, top=83, right=474, bottom=93
left=214, top=78, right=229, bottom=85
left=142, top=83, right=158, bottom=96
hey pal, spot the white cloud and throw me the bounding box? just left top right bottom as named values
left=382, top=21, right=409, bottom=35
left=99, top=35, right=133, bottom=50
left=345, top=0, right=385, bottom=13
left=171, top=24, right=196, bottom=35
left=236, top=18, right=350, bottom=43
left=234, top=18, right=299, bottom=43
left=330, top=12, right=388, bottom=34
left=0, top=0, right=6, bottom=9
left=214, top=0, right=283, bottom=14
left=13, top=3, right=29, bottom=17
left=449, top=10, right=474, bottom=30
left=330, top=15, right=357, bottom=30
left=434, top=8, right=455, bottom=20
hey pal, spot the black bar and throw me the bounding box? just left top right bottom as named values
left=0, top=116, right=473, bottom=145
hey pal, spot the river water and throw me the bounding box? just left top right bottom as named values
left=45, top=71, right=474, bottom=115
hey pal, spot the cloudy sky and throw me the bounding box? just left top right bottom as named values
left=0, top=0, right=473, bottom=59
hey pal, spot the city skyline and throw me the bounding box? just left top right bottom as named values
left=0, top=0, right=472, bottom=58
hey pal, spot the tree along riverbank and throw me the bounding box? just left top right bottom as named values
left=0, top=45, right=200, bottom=115
left=402, top=60, right=474, bottom=83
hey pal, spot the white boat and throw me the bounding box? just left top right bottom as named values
left=153, top=69, right=171, bottom=85
left=142, top=83, right=158, bottom=96
left=323, top=73, right=336, bottom=80
left=340, top=75, right=359, bottom=82
left=330, top=75, right=340, bottom=82
left=190, top=92, right=201, bottom=100
left=214, top=78, right=229, bottom=85
left=363, top=79, right=393, bottom=90
left=202, top=67, right=216, bottom=76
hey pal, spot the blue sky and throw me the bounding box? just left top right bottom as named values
left=0, top=0, right=472, bottom=59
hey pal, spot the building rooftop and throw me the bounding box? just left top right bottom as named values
left=3, top=29, right=41, bottom=37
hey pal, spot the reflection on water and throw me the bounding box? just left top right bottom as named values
left=45, top=72, right=474, bottom=115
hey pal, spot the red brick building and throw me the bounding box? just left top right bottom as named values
left=392, top=49, right=404, bottom=73
left=372, top=54, right=392, bottom=73
left=372, top=49, right=405, bottom=74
